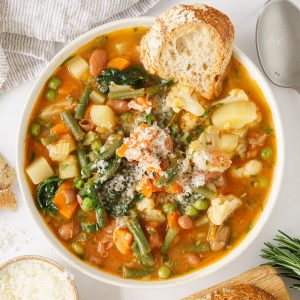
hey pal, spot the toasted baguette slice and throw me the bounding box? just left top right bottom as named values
left=140, top=4, right=234, bottom=99
left=197, top=284, right=276, bottom=300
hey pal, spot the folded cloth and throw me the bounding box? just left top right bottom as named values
left=0, top=0, right=158, bottom=94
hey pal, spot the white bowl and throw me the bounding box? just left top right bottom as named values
left=16, top=17, right=285, bottom=288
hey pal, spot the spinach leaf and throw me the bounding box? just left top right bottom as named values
left=37, top=176, right=62, bottom=212
left=96, top=65, right=151, bottom=93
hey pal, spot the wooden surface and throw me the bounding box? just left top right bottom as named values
left=184, top=265, right=290, bottom=300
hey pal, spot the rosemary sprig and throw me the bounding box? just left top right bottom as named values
left=261, top=230, right=300, bottom=290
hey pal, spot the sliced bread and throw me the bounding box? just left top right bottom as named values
left=140, top=4, right=234, bottom=99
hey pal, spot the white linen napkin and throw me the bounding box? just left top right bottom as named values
left=0, top=0, right=158, bottom=94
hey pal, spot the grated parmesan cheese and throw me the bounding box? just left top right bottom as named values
left=0, top=259, right=76, bottom=300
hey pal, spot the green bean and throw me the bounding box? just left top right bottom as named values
left=182, top=243, right=209, bottom=253
left=154, top=164, right=177, bottom=188
left=160, top=227, right=180, bottom=255
left=108, top=88, right=145, bottom=100
left=30, top=123, right=41, bottom=136
left=81, top=222, right=98, bottom=233
left=48, top=77, right=62, bottom=90
left=41, top=134, right=58, bottom=146
left=95, top=206, right=107, bottom=228
left=61, top=111, right=85, bottom=141
left=75, top=86, right=92, bottom=119
left=131, top=242, right=155, bottom=267
left=194, top=186, right=217, bottom=200
left=73, top=177, right=84, bottom=189
left=100, top=134, right=122, bottom=160
left=122, top=267, right=153, bottom=278
left=91, top=139, right=102, bottom=152
left=146, top=79, right=173, bottom=97
left=77, top=146, right=88, bottom=169
left=127, top=218, right=151, bottom=256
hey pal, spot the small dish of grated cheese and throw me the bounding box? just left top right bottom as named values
left=0, top=256, right=78, bottom=300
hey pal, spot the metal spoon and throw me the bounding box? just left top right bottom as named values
left=256, top=0, right=300, bottom=94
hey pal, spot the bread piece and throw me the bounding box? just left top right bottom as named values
left=140, top=4, right=234, bottom=99
left=0, top=153, right=16, bottom=209
left=197, top=284, right=276, bottom=300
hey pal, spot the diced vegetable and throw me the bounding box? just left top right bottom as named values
left=218, top=134, right=239, bottom=153
left=49, top=142, right=70, bottom=162
left=73, top=177, right=84, bottom=189
left=91, top=139, right=102, bottom=152
left=160, top=227, right=180, bottom=254
left=83, top=131, right=99, bottom=146
left=67, top=55, right=89, bottom=80
left=89, top=105, right=116, bottom=129
left=195, top=215, right=209, bottom=227
left=75, top=86, right=92, bottom=119
left=59, top=155, right=79, bottom=179
left=182, top=243, right=209, bottom=253
left=126, top=218, right=151, bottom=255
left=136, top=176, right=153, bottom=198
left=41, top=134, right=58, bottom=146
left=167, top=211, right=179, bottom=227
left=194, top=186, right=217, bottom=200
left=26, top=157, right=54, bottom=184
left=51, top=123, right=71, bottom=135
left=107, top=57, right=130, bottom=70
left=113, top=228, right=134, bottom=254
left=90, top=90, right=106, bottom=104
left=162, top=203, right=175, bottom=214
left=185, top=205, right=199, bottom=217
left=61, top=111, right=85, bottom=141
left=53, top=180, right=78, bottom=219
left=212, top=101, right=257, bottom=130
left=40, top=99, right=75, bottom=121
left=143, top=209, right=166, bottom=224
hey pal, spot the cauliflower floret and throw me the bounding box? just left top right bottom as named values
left=208, top=195, right=242, bottom=225
left=166, top=84, right=205, bottom=116
left=179, top=111, right=199, bottom=132
left=231, top=159, right=263, bottom=178
left=136, top=197, right=155, bottom=211
left=213, top=89, right=249, bottom=105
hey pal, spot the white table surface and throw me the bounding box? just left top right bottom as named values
left=1, top=0, right=300, bottom=299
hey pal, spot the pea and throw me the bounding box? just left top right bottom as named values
left=30, top=123, right=41, bottom=136
left=193, top=199, right=208, bottom=211
left=48, top=77, right=62, bottom=90
left=259, top=176, right=269, bottom=188
left=82, top=197, right=96, bottom=211
left=163, top=203, right=175, bottom=214
left=261, top=147, right=273, bottom=160
left=74, top=177, right=84, bottom=189
left=185, top=205, right=199, bottom=217
left=45, top=89, right=57, bottom=100
left=120, top=113, right=129, bottom=122
left=158, top=265, right=171, bottom=279
left=71, top=242, right=84, bottom=256
left=91, top=139, right=102, bottom=152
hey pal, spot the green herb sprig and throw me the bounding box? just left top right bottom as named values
left=261, top=231, right=300, bottom=290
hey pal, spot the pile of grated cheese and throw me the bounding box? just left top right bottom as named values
left=0, top=259, right=76, bottom=300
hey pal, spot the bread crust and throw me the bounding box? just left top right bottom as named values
left=140, top=4, right=234, bottom=99
left=199, top=284, right=276, bottom=300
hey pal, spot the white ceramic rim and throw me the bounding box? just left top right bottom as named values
left=16, top=17, right=285, bottom=289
